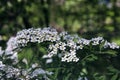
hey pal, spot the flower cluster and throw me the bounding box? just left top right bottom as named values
left=0, top=27, right=119, bottom=80
left=2, top=27, right=120, bottom=63
left=0, top=62, right=52, bottom=80
left=104, top=41, right=119, bottom=49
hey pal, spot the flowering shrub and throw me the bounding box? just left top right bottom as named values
left=0, top=27, right=120, bottom=80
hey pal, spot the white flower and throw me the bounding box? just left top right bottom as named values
left=11, top=52, right=17, bottom=58
left=104, top=41, right=119, bottom=49
left=59, top=31, right=67, bottom=37
left=59, top=42, right=66, bottom=50
left=70, top=49, right=76, bottom=55
left=110, top=42, right=119, bottom=49
left=31, top=68, right=46, bottom=77
left=46, top=58, right=53, bottom=64
left=49, top=44, right=57, bottom=50
left=47, top=51, right=55, bottom=58
left=67, top=40, right=77, bottom=49
left=22, top=58, right=28, bottom=65
left=92, top=41, right=99, bottom=45
left=61, top=51, right=79, bottom=62
left=78, top=77, right=88, bottom=80
left=10, top=52, right=18, bottom=64
left=5, top=37, right=18, bottom=53
left=5, top=66, right=21, bottom=78
left=91, top=37, right=104, bottom=45
left=42, top=54, right=49, bottom=58
left=77, top=45, right=84, bottom=49
left=21, top=70, right=27, bottom=76
left=0, top=47, right=4, bottom=56
left=67, top=40, right=75, bottom=46
left=32, top=63, right=38, bottom=68
left=55, top=43, right=59, bottom=48
left=82, top=39, right=91, bottom=45
left=0, top=61, right=5, bottom=68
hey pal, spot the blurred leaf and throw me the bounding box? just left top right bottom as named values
left=103, top=50, right=117, bottom=56
left=64, top=73, right=71, bottom=80
left=112, top=37, right=120, bottom=45
left=72, top=20, right=81, bottom=32
left=104, top=26, right=114, bottom=32
left=107, top=11, right=114, bottom=16
left=111, top=74, right=118, bottom=80
left=85, top=54, right=98, bottom=62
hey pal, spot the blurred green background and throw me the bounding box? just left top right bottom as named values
left=0, top=0, right=120, bottom=79
left=0, top=0, right=120, bottom=43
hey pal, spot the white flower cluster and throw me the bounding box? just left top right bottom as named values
left=0, top=64, right=52, bottom=80
left=16, top=27, right=60, bottom=45
left=91, top=37, right=104, bottom=45
left=0, top=27, right=119, bottom=79
left=104, top=41, right=119, bottom=49
left=3, top=28, right=60, bottom=64
left=2, top=27, right=119, bottom=63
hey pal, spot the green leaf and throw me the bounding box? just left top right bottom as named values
left=102, top=50, right=117, bottom=56
left=64, top=73, right=71, bottom=80
left=99, top=75, right=106, bottom=80
left=85, top=54, right=98, bottom=62
left=111, top=74, right=118, bottom=80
